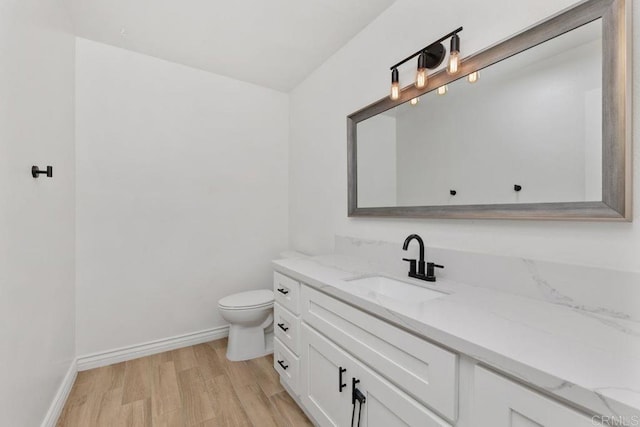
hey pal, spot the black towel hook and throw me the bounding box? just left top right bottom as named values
left=32, top=166, right=53, bottom=178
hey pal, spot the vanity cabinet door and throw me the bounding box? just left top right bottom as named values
left=474, top=366, right=594, bottom=426
left=302, top=324, right=451, bottom=427
left=301, top=285, right=458, bottom=421
left=353, top=361, right=451, bottom=427
left=300, top=324, right=352, bottom=427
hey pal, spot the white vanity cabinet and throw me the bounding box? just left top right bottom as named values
left=272, top=270, right=602, bottom=427
left=473, top=367, right=594, bottom=426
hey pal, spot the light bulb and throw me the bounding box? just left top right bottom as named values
left=467, top=71, right=479, bottom=83
left=410, top=97, right=419, bottom=106
left=415, top=70, right=427, bottom=89
left=447, top=34, right=461, bottom=75
left=447, top=52, right=459, bottom=75
left=390, top=68, right=400, bottom=100
left=415, top=52, right=428, bottom=89
left=437, top=85, right=448, bottom=96
left=390, top=83, right=399, bottom=100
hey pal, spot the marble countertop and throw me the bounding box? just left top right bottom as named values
left=273, top=254, right=640, bottom=418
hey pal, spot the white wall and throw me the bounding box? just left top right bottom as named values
left=289, top=0, right=640, bottom=272
left=0, top=1, right=76, bottom=425
left=75, top=38, right=289, bottom=355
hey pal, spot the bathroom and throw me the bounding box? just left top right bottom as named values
left=1, top=0, right=638, bottom=426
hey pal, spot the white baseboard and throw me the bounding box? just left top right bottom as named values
left=41, top=326, right=229, bottom=426
left=76, top=325, right=229, bottom=371
left=41, top=359, right=78, bottom=427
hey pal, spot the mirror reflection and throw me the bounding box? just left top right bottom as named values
left=357, top=20, right=602, bottom=208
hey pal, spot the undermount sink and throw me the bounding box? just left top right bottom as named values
left=344, top=275, right=446, bottom=305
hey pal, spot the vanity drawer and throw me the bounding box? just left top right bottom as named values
left=274, top=337, right=299, bottom=395
left=301, top=285, right=458, bottom=422
left=273, top=271, right=300, bottom=314
left=474, top=366, right=594, bottom=426
left=274, top=303, right=300, bottom=355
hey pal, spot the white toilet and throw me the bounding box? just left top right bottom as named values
left=218, top=289, right=274, bottom=361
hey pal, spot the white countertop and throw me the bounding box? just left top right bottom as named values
left=273, top=254, right=640, bottom=418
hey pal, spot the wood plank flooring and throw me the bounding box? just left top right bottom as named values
left=57, top=338, right=313, bottom=427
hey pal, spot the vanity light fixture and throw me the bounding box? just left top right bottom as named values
left=388, top=27, right=463, bottom=100
left=447, top=34, right=460, bottom=75
left=410, top=97, right=419, bottom=105
left=437, top=85, right=448, bottom=96
left=467, top=71, right=479, bottom=83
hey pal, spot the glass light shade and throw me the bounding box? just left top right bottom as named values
left=390, top=82, right=400, bottom=100
left=447, top=52, right=460, bottom=75
left=436, top=85, right=448, bottom=96
left=410, top=97, right=419, bottom=105
left=467, top=71, right=479, bottom=83
left=415, top=69, right=427, bottom=89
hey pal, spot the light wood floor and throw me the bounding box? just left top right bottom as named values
left=56, top=338, right=313, bottom=427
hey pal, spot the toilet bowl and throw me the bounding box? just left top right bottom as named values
left=218, top=289, right=274, bottom=361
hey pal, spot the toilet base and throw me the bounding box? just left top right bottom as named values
left=226, top=325, right=274, bottom=361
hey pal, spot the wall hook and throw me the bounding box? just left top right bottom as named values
left=514, top=184, right=522, bottom=192
left=450, top=190, right=457, bottom=196
left=32, top=166, right=52, bottom=178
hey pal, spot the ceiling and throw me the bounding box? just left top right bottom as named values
left=68, top=0, right=396, bottom=92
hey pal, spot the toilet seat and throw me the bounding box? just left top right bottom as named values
left=218, top=289, right=274, bottom=310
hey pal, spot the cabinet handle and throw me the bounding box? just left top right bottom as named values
left=277, top=323, right=289, bottom=332
left=352, top=378, right=360, bottom=404
left=339, top=367, right=347, bottom=392
left=277, top=360, right=289, bottom=370
left=277, top=288, right=289, bottom=295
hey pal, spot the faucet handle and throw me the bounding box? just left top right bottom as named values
left=402, top=258, right=417, bottom=275
left=425, top=262, right=444, bottom=282
left=426, top=262, right=444, bottom=271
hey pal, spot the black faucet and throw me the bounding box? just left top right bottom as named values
left=402, top=234, right=444, bottom=282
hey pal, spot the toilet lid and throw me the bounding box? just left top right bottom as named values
left=219, top=289, right=274, bottom=309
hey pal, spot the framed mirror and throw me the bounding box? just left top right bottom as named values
left=347, top=0, right=631, bottom=221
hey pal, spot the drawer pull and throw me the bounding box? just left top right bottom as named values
left=277, top=288, right=289, bottom=295
left=277, top=323, right=289, bottom=332
left=339, top=367, right=347, bottom=392
left=277, top=360, right=289, bottom=370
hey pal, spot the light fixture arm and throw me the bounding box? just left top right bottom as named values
left=389, top=26, right=463, bottom=70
